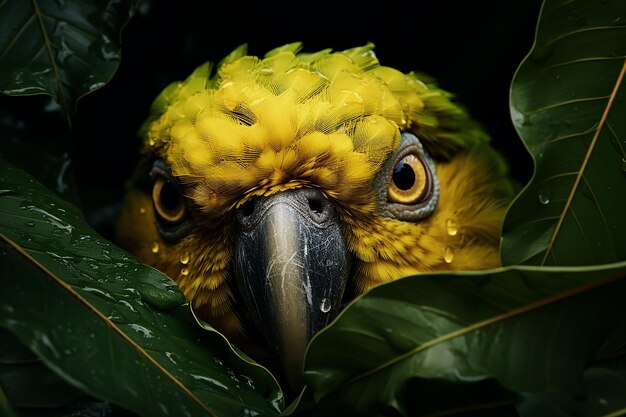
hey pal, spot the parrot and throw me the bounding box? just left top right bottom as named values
left=116, top=42, right=515, bottom=390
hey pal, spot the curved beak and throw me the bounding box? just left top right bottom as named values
left=233, top=188, right=349, bottom=388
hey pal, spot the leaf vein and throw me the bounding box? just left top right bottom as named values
left=546, top=55, right=626, bottom=70
left=0, top=14, right=36, bottom=63
left=544, top=25, right=626, bottom=47
left=527, top=95, right=610, bottom=115
left=581, top=175, right=614, bottom=255
left=540, top=58, right=626, bottom=265
left=546, top=125, right=597, bottom=144
left=31, top=0, right=71, bottom=125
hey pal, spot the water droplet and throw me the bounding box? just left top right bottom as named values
left=444, top=247, right=454, bottom=263
left=179, top=252, right=190, bottom=265
left=151, top=242, right=159, bottom=253
left=0, top=190, right=16, bottom=197
left=446, top=219, right=458, bottom=236
left=538, top=191, right=550, bottom=205
left=25, top=221, right=35, bottom=227
left=181, top=268, right=189, bottom=276
left=128, top=323, right=154, bottom=338
left=138, top=283, right=186, bottom=311
left=139, top=207, right=146, bottom=214
left=320, top=297, right=331, bottom=313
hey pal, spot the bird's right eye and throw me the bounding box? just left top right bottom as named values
left=152, top=177, right=186, bottom=223
left=149, top=160, right=193, bottom=241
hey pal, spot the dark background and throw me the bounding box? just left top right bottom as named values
left=1, top=0, right=542, bottom=235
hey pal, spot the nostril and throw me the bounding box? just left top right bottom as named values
left=308, top=197, right=324, bottom=214
left=240, top=199, right=255, bottom=217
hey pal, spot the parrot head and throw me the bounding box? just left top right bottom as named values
left=116, top=43, right=514, bottom=389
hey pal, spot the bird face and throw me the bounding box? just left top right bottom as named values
left=116, top=43, right=513, bottom=388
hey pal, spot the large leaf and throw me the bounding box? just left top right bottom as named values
left=503, top=0, right=626, bottom=266
left=0, top=329, right=122, bottom=417
left=300, top=263, right=626, bottom=416
left=0, top=157, right=283, bottom=417
left=0, top=0, right=137, bottom=121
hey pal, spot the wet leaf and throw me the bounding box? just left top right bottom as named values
left=0, top=0, right=137, bottom=121
left=503, top=0, right=626, bottom=266
left=0, top=329, right=122, bottom=417
left=301, top=263, right=626, bottom=416
left=0, top=157, right=282, bottom=417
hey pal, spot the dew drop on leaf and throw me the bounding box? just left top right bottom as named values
left=538, top=188, right=550, bottom=205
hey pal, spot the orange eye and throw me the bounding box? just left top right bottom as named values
left=152, top=177, right=186, bottom=223
left=387, top=154, right=430, bottom=205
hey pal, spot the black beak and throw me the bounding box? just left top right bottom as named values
left=233, top=188, right=349, bottom=389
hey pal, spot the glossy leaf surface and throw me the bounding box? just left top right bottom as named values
left=301, top=263, right=626, bottom=416
left=0, top=158, right=282, bottom=417
left=0, top=0, right=136, bottom=119
left=503, top=0, right=626, bottom=266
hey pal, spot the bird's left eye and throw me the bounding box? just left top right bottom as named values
left=388, top=154, right=431, bottom=205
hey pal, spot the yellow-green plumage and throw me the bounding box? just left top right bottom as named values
left=117, top=42, right=514, bottom=371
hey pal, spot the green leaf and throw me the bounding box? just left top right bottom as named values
left=519, top=367, right=626, bottom=417
left=0, top=328, right=122, bottom=416
left=503, top=0, right=626, bottom=266
left=0, top=0, right=137, bottom=121
left=0, top=157, right=283, bottom=417
left=301, top=263, right=626, bottom=416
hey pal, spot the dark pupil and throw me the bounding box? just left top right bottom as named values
left=160, top=181, right=180, bottom=211
left=392, top=162, right=415, bottom=190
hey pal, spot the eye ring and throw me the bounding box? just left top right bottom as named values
left=152, top=176, right=186, bottom=223
left=388, top=154, right=432, bottom=205
left=376, top=132, right=439, bottom=222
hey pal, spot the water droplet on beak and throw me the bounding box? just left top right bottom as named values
left=320, top=297, right=332, bottom=313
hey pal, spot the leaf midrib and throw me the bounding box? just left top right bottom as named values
left=540, top=58, right=626, bottom=265
left=343, top=268, right=626, bottom=385
left=31, top=0, right=71, bottom=125
left=0, top=232, right=217, bottom=417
